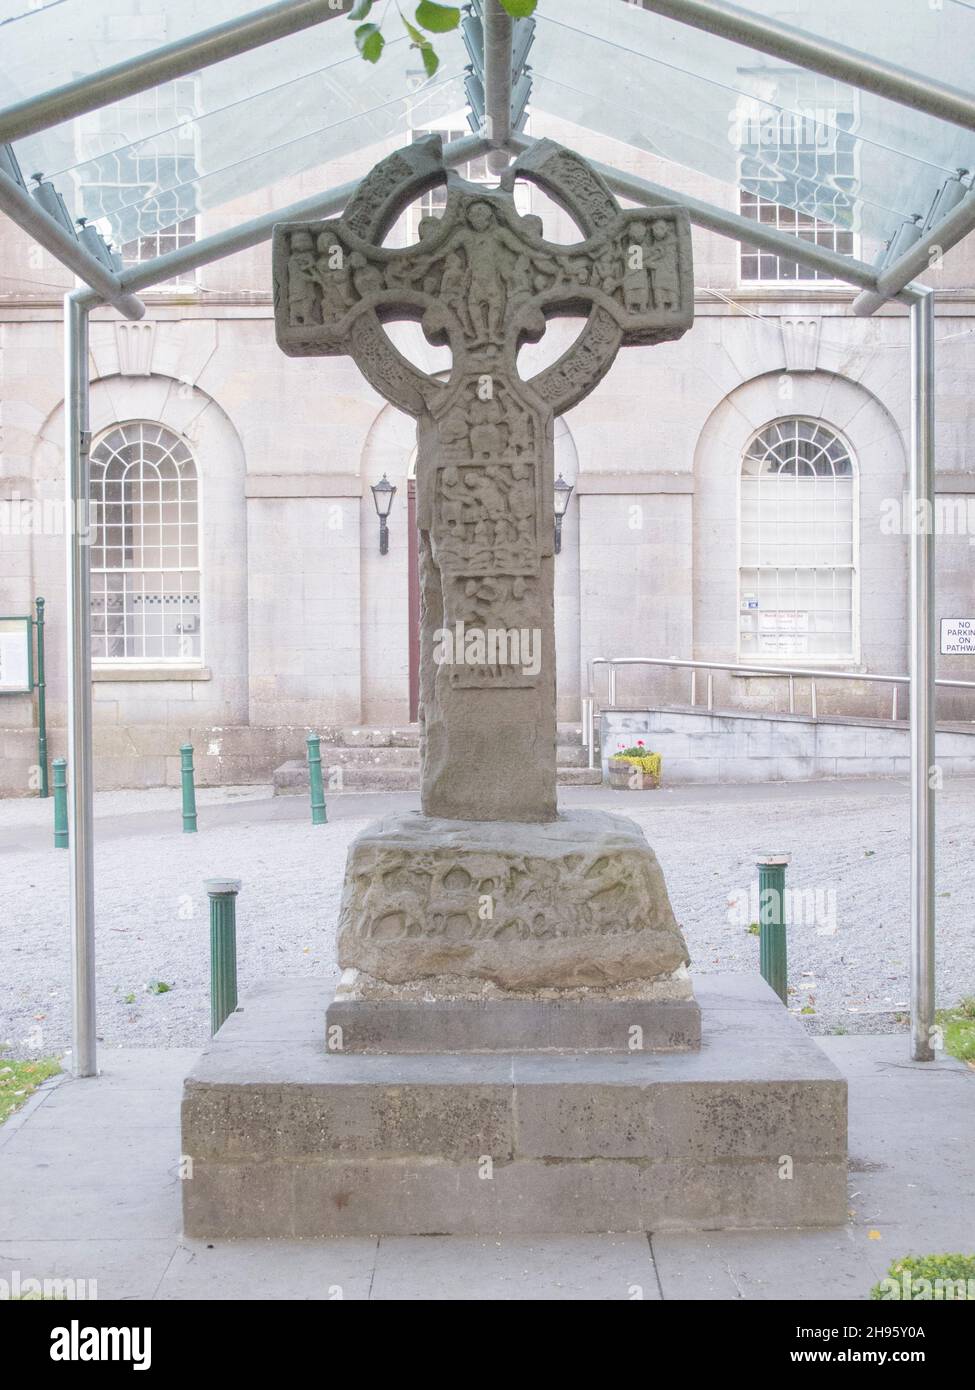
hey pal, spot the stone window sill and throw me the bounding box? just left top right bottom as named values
left=92, top=666, right=211, bottom=683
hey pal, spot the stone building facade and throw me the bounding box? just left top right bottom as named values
left=2, top=98, right=975, bottom=795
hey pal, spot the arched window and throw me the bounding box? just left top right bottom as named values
left=90, top=422, right=201, bottom=662
left=739, top=418, right=857, bottom=661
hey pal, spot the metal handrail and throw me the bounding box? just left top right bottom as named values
left=582, top=655, right=975, bottom=767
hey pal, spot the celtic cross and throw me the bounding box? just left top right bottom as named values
left=273, top=136, right=693, bottom=822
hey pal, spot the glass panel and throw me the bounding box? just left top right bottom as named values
left=529, top=0, right=975, bottom=259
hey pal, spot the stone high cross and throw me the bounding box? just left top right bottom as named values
left=273, top=136, right=693, bottom=823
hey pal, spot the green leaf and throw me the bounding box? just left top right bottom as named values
left=415, top=1, right=459, bottom=33
left=348, top=0, right=374, bottom=18
left=403, top=19, right=440, bottom=76
left=355, top=22, right=385, bottom=63
left=499, top=0, right=537, bottom=17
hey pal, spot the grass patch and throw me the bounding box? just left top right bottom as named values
left=937, top=996, right=975, bottom=1063
left=0, top=1058, right=61, bottom=1125
left=871, top=1253, right=975, bottom=1299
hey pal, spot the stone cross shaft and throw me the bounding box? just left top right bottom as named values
left=273, top=136, right=694, bottom=823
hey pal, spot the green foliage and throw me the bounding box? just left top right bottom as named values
left=349, top=1, right=537, bottom=78
left=0, top=1058, right=60, bottom=1125
left=746, top=922, right=760, bottom=936
left=355, top=22, right=385, bottom=63
left=415, top=2, right=461, bottom=34
left=871, top=1253, right=975, bottom=1300
left=146, top=980, right=174, bottom=995
left=937, top=997, right=975, bottom=1062
left=610, top=747, right=661, bottom=779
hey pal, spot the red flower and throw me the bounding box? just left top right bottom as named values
left=637, top=740, right=645, bottom=746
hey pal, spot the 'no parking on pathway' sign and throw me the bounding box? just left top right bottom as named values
left=941, top=618, right=975, bottom=655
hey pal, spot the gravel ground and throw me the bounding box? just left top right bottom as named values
left=1, top=779, right=972, bottom=1058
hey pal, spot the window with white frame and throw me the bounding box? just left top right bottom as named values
left=90, top=423, right=202, bottom=663
left=736, top=70, right=859, bottom=282
left=76, top=79, right=199, bottom=278
left=739, top=419, right=857, bottom=662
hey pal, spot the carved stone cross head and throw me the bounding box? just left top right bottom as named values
left=272, top=137, right=694, bottom=824
left=273, top=134, right=693, bottom=420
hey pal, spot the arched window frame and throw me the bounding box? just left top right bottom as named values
left=737, top=416, right=860, bottom=665
left=89, top=420, right=203, bottom=665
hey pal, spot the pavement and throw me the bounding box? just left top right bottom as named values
left=0, top=1033, right=971, bottom=1301
left=3, top=775, right=974, bottom=1053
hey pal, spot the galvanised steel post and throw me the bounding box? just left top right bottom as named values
left=757, top=853, right=791, bottom=1005
left=206, top=879, right=241, bottom=1035
left=180, top=744, right=198, bottom=833
left=52, top=758, right=68, bottom=848
left=35, top=597, right=48, bottom=798
left=909, top=288, right=936, bottom=1062
left=306, top=733, right=327, bottom=825
left=65, top=290, right=96, bottom=1078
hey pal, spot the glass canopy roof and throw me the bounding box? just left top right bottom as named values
left=1, top=0, right=972, bottom=275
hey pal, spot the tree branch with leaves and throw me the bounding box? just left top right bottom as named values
left=350, top=0, right=537, bottom=78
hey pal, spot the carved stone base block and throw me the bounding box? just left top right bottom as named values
left=335, top=809, right=692, bottom=995
left=181, top=977, right=848, bottom=1237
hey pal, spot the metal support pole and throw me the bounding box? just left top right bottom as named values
left=483, top=0, right=514, bottom=171
left=52, top=758, right=68, bottom=848
left=706, top=672, right=714, bottom=711
left=0, top=170, right=145, bottom=319
left=306, top=734, right=327, bottom=826
left=65, top=291, right=96, bottom=1078
left=632, top=0, right=975, bottom=134
left=0, top=0, right=354, bottom=145
left=206, top=879, right=241, bottom=1035
left=757, top=853, right=790, bottom=1005
left=811, top=680, right=817, bottom=720
left=180, top=744, right=198, bottom=833
left=910, top=289, right=936, bottom=1062
left=788, top=673, right=795, bottom=714
left=35, top=597, right=48, bottom=798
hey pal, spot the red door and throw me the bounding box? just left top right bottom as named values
left=407, top=478, right=420, bottom=722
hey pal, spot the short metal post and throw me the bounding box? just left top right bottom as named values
left=757, top=852, right=790, bottom=1005
left=35, top=596, right=48, bottom=797
left=789, top=673, right=795, bottom=714
left=811, top=679, right=818, bottom=720
left=707, top=671, right=714, bottom=711
left=180, top=744, right=197, bottom=833
left=53, top=757, right=68, bottom=848
left=306, top=733, right=327, bottom=825
left=690, top=668, right=697, bottom=706
left=206, top=878, right=240, bottom=1035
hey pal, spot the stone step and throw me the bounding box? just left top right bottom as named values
left=274, top=756, right=603, bottom=794
left=338, top=726, right=421, bottom=748
left=335, top=723, right=584, bottom=749
left=555, top=767, right=603, bottom=786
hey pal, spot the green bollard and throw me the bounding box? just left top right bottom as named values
left=306, top=734, right=327, bottom=826
left=206, top=878, right=241, bottom=1035
left=757, top=852, right=791, bottom=1004
left=52, top=757, right=68, bottom=848
left=180, top=744, right=198, bottom=833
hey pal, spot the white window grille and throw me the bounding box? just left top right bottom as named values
left=736, top=70, right=859, bottom=282
left=75, top=79, right=199, bottom=281
left=739, top=419, right=858, bottom=662
left=89, top=423, right=202, bottom=663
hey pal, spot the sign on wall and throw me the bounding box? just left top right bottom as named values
left=0, top=616, right=32, bottom=693
left=941, top=618, right=975, bottom=656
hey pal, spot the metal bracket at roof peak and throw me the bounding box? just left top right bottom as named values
left=462, top=1, right=534, bottom=140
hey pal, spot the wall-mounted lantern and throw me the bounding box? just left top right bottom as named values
left=370, top=474, right=397, bottom=555
left=553, top=473, right=574, bottom=555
